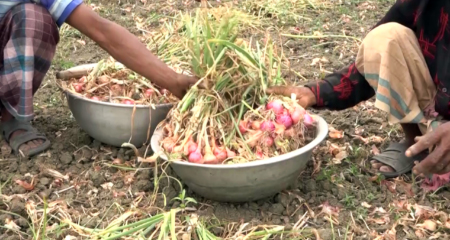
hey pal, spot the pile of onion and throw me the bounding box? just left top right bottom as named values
left=160, top=97, right=317, bottom=165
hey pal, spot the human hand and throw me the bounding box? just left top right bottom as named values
left=167, top=74, right=199, bottom=99
left=406, top=122, right=450, bottom=175
left=266, top=86, right=317, bottom=108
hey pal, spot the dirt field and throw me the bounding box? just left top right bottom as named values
left=1, top=0, right=450, bottom=239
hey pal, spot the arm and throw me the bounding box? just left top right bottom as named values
left=305, top=0, right=420, bottom=110
left=65, top=4, right=196, bottom=99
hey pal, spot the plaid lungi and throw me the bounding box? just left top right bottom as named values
left=0, top=3, right=59, bottom=122
left=355, top=22, right=443, bottom=135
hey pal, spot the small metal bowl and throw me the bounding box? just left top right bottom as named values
left=150, top=115, right=328, bottom=202
left=65, top=90, right=173, bottom=148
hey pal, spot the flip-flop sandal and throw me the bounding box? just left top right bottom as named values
left=1, top=119, right=51, bottom=157
left=370, top=142, right=428, bottom=178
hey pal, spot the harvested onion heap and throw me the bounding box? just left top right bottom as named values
left=62, top=58, right=178, bottom=105
left=158, top=8, right=317, bottom=164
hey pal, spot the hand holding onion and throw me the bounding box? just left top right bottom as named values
left=266, top=86, right=316, bottom=109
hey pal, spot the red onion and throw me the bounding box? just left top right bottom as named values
left=188, top=149, right=204, bottom=164
left=261, top=121, right=275, bottom=132
left=161, top=89, right=169, bottom=95
left=213, top=147, right=227, bottom=162
left=226, top=148, right=236, bottom=158
left=246, top=130, right=263, bottom=147
left=266, top=100, right=284, bottom=114
left=97, top=75, right=110, bottom=84
left=162, top=138, right=176, bottom=153
left=91, top=96, right=100, bottom=101
left=144, top=89, right=154, bottom=98
left=239, top=120, right=249, bottom=134
left=263, top=136, right=274, bottom=147
left=276, top=113, right=293, bottom=128
left=78, top=76, right=87, bottom=83
left=290, top=106, right=305, bottom=124
left=73, top=83, right=83, bottom=93
left=304, top=113, right=314, bottom=127
left=251, top=121, right=261, bottom=130
left=121, top=99, right=135, bottom=105
left=255, top=151, right=264, bottom=160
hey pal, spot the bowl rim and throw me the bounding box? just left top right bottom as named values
left=150, top=115, right=329, bottom=169
left=64, top=89, right=175, bottom=109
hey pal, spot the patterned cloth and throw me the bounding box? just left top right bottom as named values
left=0, top=0, right=82, bottom=27
left=354, top=22, right=443, bottom=135
left=305, top=0, right=450, bottom=122
left=0, top=3, right=59, bottom=122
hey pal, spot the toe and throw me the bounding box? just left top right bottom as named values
left=379, top=165, right=395, bottom=172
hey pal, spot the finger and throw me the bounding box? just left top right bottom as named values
left=412, top=145, right=444, bottom=175
left=434, top=146, right=450, bottom=175
left=405, top=131, right=441, bottom=157
left=266, top=86, right=292, bottom=96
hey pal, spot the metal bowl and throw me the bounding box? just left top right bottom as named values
left=65, top=90, right=173, bottom=148
left=150, top=115, right=328, bottom=202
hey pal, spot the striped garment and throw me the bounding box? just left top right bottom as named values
left=0, top=0, right=82, bottom=27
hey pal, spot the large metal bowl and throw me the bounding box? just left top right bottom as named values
left=65, top=91, right=173, bottom=148
left=150, top=115, right=328, bottom=202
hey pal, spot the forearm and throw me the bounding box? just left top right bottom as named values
left=88, top=21, right=178, bottom=90
left=305, top=63, right=375, bottom=110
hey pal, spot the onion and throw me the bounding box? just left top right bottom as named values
left=251, top=120, right=261, bottom=130
left=255, top=151, right=264, bottom=160
left=261, top=121, right=275, bottom=132
left=144, top=88, right=154, bottom=98
left=121, top=99, right=135, bottom=105
left=266, top=100, right=284, bottom=114
left=188, top=149, right=204, bottom=164
left=304, top=113, right=314, bottom=127
left=290, top=106, right=305, bottom=124
left=263, top=136, right=274, bottom=147
left=162, top=138, right=176, bottom=153
left=184, top=137, right=198, bottom=155
left=213, top=147, right=227, bottom=162
left=226, top=148, right=236, bottom=158
left=203, top=148, right=218, bottom=164
left=97, top=75, right=110, bottom=84
left=78, top=76, right=87, bottom=83
left=161, top=89, right=169, bottom=95
left=73, top=83, right=83, bottom=93
left=239, top=120, right=249, bottom=134
left=276, top=113, right=293, bottom=128
left=91, top=96, right=100, bottom=101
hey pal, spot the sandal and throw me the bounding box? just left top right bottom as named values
left=370, top=142, right=428, bottom=178
left=1, top=119, right=51, bottom=157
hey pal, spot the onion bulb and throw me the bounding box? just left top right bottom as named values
left=188, top=149, right=204, bottom=164
left=78, top=76, right=87, bottom=83
left=251, top=121, right=261, bottom=130
left=290, top=106, right=305, bottom=124
left=213, top=147, right=227, bottom=162
left=97, top=75, right=110, bottom=84
left=121, top=99, right=135, bottom=105
left=263, top=136, right=274, bottom=147
left=261, top=121, right=275, bottom=132
left=72, top=83, right=83, bottom=93
left=304, top=113, right=314, bottom=127
left=144, top=88, right=154, bottom=98
left=162, top=138, right=176, bottom=153
left=226, top=148, right=236, bottom=158
left=239, top=120, right=249, bottom=134
left=276, top=113, right=293, bottom=128
left=91, top=96, right=100, bottom=101
left=266, top=100, right=284, bottom=114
